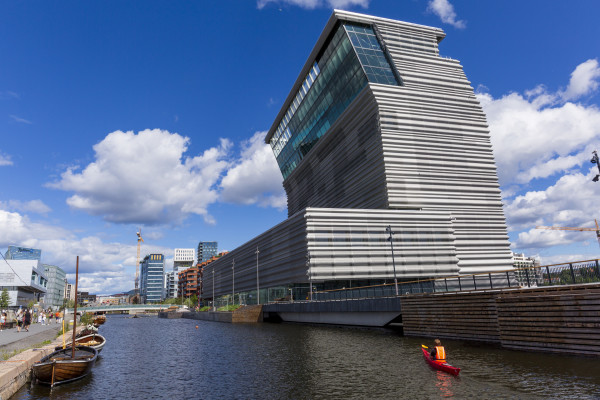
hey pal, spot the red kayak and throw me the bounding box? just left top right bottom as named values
left=421, top=347, right=461, bottom=376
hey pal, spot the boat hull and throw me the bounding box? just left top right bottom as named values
left=56, top=334, right=106, bottom=353
left=33, top=346, right=97, bottom=386
left=421, top=347, right=460, bottom=376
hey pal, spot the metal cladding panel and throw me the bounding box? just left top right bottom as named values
left=283, top=87, right=388, bottom=216
left=305, top=208, right=460, bottom=280
left=203, top=207, right=462, bottom=297
left=366, top=16, right=512, bottom=274
left=202, top=211, right=309, bottom=298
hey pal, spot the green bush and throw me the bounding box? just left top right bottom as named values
left=217, top=304, right=242, bottom=312
left=199, top=306, right=210, bottom=312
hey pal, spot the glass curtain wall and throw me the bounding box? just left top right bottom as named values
left=271, top=21, right=401, bottom=180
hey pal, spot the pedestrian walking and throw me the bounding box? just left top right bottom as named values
left=16, top=307, right=23, bottom=332
left=23, top=309, right=31, bottom=332
left=0, top=312, right=5, bottom=331
left=42, top=312, right=46, bottom=325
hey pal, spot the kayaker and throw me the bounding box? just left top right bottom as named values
left=430, top=339, right=446, bottom=362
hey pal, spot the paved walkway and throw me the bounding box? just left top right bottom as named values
left=0, top=322, right=66, bottom=354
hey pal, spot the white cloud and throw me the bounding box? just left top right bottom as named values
left=220, top=131, right=286, bottom=210
left=0, top=207, right=172, bottom=295
left=561, top=59, right=600, bottom=101
left=0, top=152, right=12, bottom=166
left=427, top=0, right=466, bottom=29
left=478, top=63, right=600, bottom=188
left=504, top=170, right=600, bottom=251
left=257, top=0, right=369, bottom=10
left=9, top=115, right=32, bottom=124
left=0, top=200, right=52, bottom=214
left=47, top=129, right=231, bottom=225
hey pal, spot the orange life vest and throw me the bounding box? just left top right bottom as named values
left=435, top=346, right=446, bottom=362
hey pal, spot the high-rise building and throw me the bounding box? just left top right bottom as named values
left=197, top=242, right=218, bottom=264
left=4, top=245, right=42, bottom=261
left=140, top=254, right=165, bottom=303
left=42, top=264, right=67, bottom=309
left=202, top=10, right=512, bottom=303
left=174, top=248, right=195, bottom=270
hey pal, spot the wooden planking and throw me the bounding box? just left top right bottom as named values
left=400, top=284, right=600, bottom=357
left=401, top=291, right=500, bottom=342
left=496, top=285, right=600, bottom=357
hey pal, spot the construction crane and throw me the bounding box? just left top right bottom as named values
left=535, top=219, right=600, bottom=248
left=135, top=228, right=144, bottom=301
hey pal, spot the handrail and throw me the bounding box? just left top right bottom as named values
left=304, top=258, right=600, bottom=301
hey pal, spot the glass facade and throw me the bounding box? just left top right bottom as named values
left=197, top=241, right=218, bottom=263
left=5, top=246, right=42, bottom=260
left=140, top=254, right=165, bottom=303
left=269, top=21, right=400, bottom=180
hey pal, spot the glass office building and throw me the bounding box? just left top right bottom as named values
left=140, top=254, right=165, bottom=303
left=197, top=242, right=218, bottom=263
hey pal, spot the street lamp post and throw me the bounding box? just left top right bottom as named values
left=232, top=259, right=235, bottom=305
left=306, top=251, right=313, bottom=301
left=212, top=269, right=215, bottom=311
left=255, top=247, right=260, bottom=305
left=592, top=150, right=600, bottom=182
left=386, top=225, right=399, bottom=296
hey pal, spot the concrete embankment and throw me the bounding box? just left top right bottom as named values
left=0, top=323, right=81, bottom=399
left=158, top=305, right=263, bottom=323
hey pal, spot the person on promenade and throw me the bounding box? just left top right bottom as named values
left=48, top=310, right=53, bottom=324
left=430, top=339, right=446, bottom=362
left=16, top=308, right=23, bottom=332
left=0, top=311, right=5, bottom=331
left=42, top=311, right=46, bottom=325
left=23, top=309, right=31, bottom=332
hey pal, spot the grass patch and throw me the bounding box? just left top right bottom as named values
left=217, top=304, right=243, bottom=312
left=1, top=339, right=54, bottom=360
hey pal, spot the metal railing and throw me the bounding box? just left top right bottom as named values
left=291, top=258, right=600, bottom=303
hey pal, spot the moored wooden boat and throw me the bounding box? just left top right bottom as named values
left=33, top=346, right=98, bottom=386
left=93, top=315, right=106, bottom=326
left=57, top=334, right=106, bottom=353
left=421, top=346, right=460, bottom=376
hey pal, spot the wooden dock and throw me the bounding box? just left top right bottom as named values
left=401, top=283, right=600, bottom=357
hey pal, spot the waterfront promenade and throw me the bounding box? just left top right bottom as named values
left=0, top=321, right=72, bottom=399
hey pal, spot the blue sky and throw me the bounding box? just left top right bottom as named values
left=1, top=0, right=599, bottom=294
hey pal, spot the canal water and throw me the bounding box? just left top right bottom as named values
left=13, top=314, right=600, bottom=399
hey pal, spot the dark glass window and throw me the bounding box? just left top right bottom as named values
left=270, top=21, right=401, bottom=180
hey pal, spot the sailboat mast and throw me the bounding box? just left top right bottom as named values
left=72, top=256, right=80, bottom=359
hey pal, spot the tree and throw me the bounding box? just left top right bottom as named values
left=0, top=289, right=9, bottom=308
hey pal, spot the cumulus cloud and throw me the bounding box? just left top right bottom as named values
left=479, top=59, right=600, bottom=253
left=0, top=152, right=12, bottom=166
left=0, top=200, right=51, bottom=215
left=0, top=207, right=172, bottom=294
left=47, top=129, right=231, bottom=225
left=220, top=131, right=286, bottom=209
left=561, top=59, right=600, bottom=101
left=479, top=60, right=600, bottom=188
left=504, top=170, right=600, bottom=232
left=427, top=0, right=466, bottom=29
left=257, top=0, right=369, bottom=10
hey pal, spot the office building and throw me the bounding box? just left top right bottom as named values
left=0, top=259, right=47, bottom=306
left=197, top=242, right=218, bottom=263
left=42, top=264, right=67, bottom=309
left=202, top=10, right=512, bottom=303
left=140, top=254, right=165, bottom=303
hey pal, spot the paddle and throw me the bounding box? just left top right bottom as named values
left=421, top=344, right=428, bottom=349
